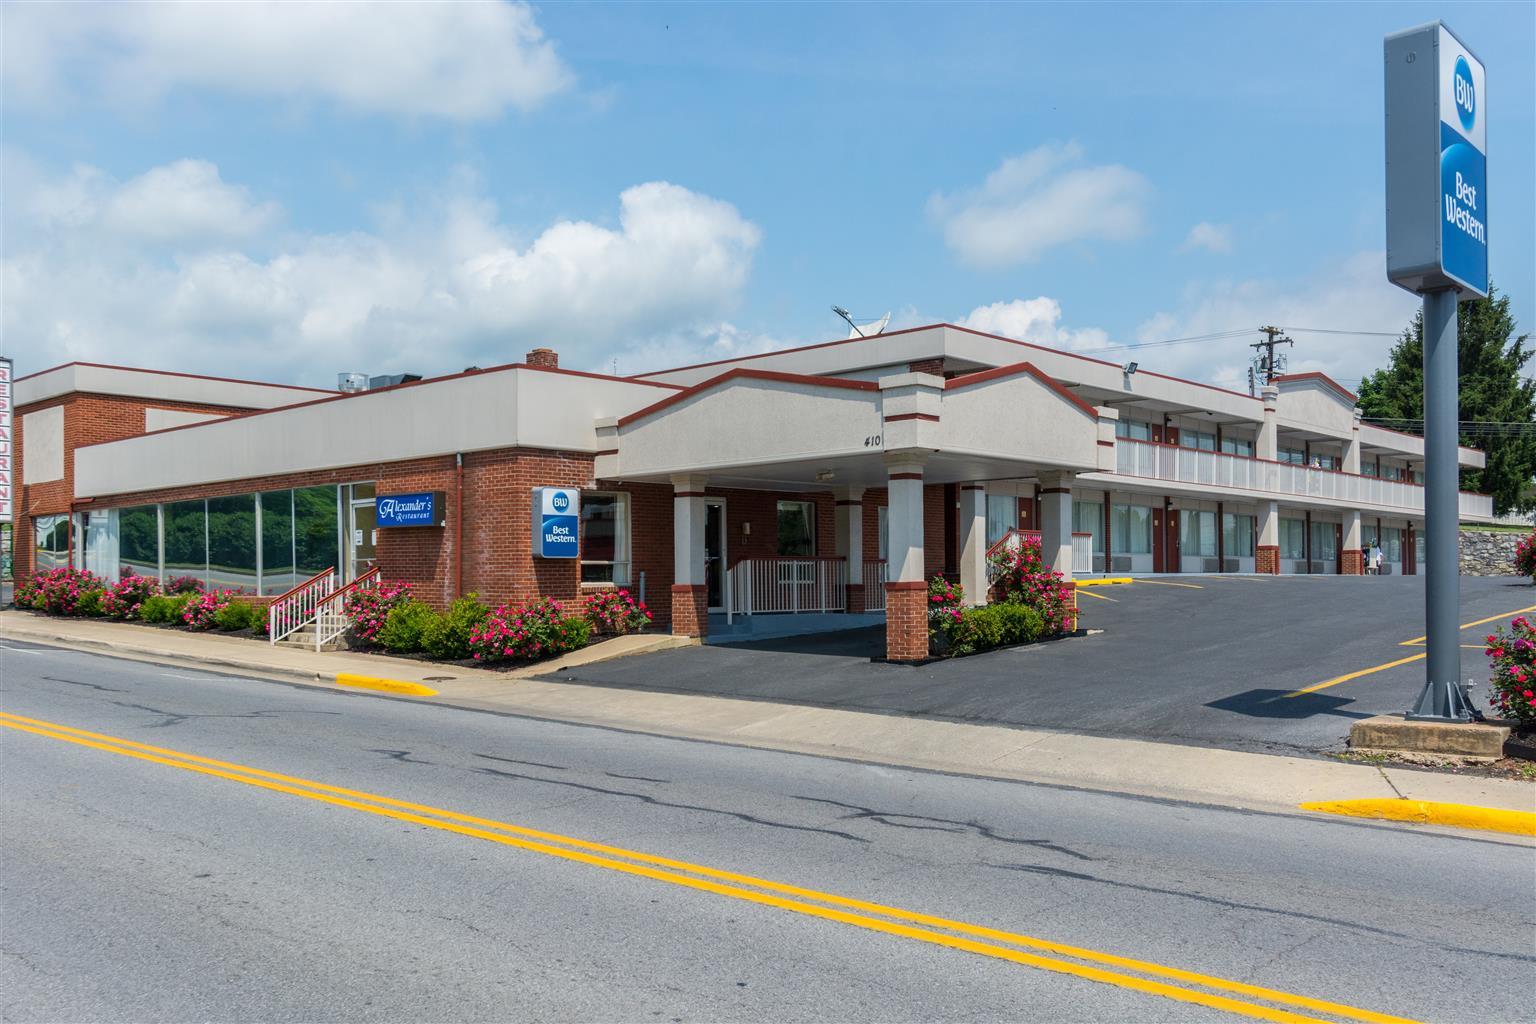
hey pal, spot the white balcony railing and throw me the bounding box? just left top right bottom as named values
left=862, top=560, right=888, bottom=611
left=728, top=557, right=848, bottom=615
left=1112, top=440, right=1493, bottom=519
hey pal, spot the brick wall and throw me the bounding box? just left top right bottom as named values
left=885, top=582, right=928, bottom=660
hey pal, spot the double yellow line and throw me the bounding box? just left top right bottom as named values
left=0, top=711, right=1417, bottom=1024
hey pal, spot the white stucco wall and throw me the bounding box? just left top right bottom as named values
left=145, top=408, right=227, bottom=432
left=17, top=363, right=329, bottom=410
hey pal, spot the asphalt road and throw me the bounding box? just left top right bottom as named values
left=3, top=640, right=1533, bottom=1023
left=548, top=575, right=1536, bottom=756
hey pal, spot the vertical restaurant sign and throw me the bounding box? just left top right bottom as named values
left=0, top=358, right=12, bottom=522
left=532, top=487, right=580, bottom=558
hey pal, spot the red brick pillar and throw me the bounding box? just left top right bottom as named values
left=1256, top=545, right=1280, bottom=575
left=670, top=584, right=708, bottom=639
left=1341, top=549, right=1365, bottom=575
left=845, top=583, right=866, bottom=614
left=885, top=581, right=929, bottom=661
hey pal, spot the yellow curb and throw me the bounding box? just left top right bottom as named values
left=1299, top=798, right=1536, bottom=837
left=1074, top=578, right=1132, bottom=588
left=334, top=673, right=438, bottom=697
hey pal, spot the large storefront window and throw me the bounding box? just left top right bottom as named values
left=776, top=500, right=814, bottom=556
left=1072, top=500, right=1103, bottom=553
left=294, top=486, right=341, bottom=579
left=207, top=494, right=258, bottom=592
left=1222, top=513, right=1256, bottom=558
left=1111, top=504, right=1152, bottom=555
left=1310, top=521, right=1338, bottom=561
left=78, top=509, right=120, bottom=579
left=119, top=505, right=159, bottom=579
left=580, top=492, right=631, bottom=585
left=1181, top=510, right=1217, bottom=557
left=164, top=500, right=208, bottom=585
left=33, top=515, right=70, bottom=572
left=261, top=491, right=297, bottom=595
left=985, top=495, right=1017, bottom=546
left=1279, top=518, right=1306, bottom=560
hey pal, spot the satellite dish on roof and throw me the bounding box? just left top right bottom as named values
left=832, top=306, right=891, bottom=339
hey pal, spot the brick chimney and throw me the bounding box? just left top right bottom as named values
left=526, top=347, right=559, bottom=369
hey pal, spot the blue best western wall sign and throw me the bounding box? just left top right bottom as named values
left=532, top=487, right=580, bottom=558
left=376, top=492, right=445, bottom=527
left=1385, top=22, right=1488, bottom=298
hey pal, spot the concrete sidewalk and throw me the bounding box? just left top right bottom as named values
left=3, top=610, right=1532, bottom=829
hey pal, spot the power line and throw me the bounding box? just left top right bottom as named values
left=1282, top=326, right=1402, bottom=338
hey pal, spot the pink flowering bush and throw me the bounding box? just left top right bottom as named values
left=585, top=589, right=652, bottom=635
left=163, top=575, right=205, bottom=595
left=468, top=597, right=593, bottom=664
left=1485, top=616, right=1536, bottom=725
left=102, top=574, right=160, bottom=620
left=987, top=534, right=1077, bottom=635
left=16, top=568, right=107, bottom=616
left=181, top=589, right=237, bottom=630
left=1515, top=532, right=1535, bottom=582
left=344, top=581, right=412, bottom=648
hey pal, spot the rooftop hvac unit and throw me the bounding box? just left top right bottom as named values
left=338, top=372, right=368, bottom=393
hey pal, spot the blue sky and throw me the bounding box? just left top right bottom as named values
left=3, top=1, right=1531, bottom=391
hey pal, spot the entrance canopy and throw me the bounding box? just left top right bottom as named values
left=598, top=363, right=1111, bottom=489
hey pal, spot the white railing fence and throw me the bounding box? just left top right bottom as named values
left=312, top=567, right=380, bottom=651
left=728, top=557, right=848, bottom=615
left=1113, top=439, right=1494, bottom=518
left=268, top=567, right=337, bottom=644
left=862, top=560, right=888, bottom=611
left=1071, top=533, right=1094, bottom=574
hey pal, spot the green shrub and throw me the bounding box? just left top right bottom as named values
left=936, top=602, right=1047, bottom=657
left=76, top=587, right=107, bottom=617
left=141, top=593, right=193, bottom=624
left=214, top=600, right=262, bottom=632
left=421, top=595, right=489, bottom=660
left=378, top=600, right=438, bottom=654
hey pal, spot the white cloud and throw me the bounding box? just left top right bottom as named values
left=1180, top=221, right=1232, bottom=254
left=2, top=156, right=763, bottom=385
left=2, top=1, right=571, bottom=120
left=928, top=142, right=1151, bottom=267
left=1132, top=251, right=1421, bottom=391
left=959, top=297, right=1111, bottom=353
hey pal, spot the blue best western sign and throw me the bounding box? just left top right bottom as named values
left=532, top=487, right=580, bottom=558
left=376, top=491, right=444, bottom=527
left=1385, top=22, right=1488, bottom=298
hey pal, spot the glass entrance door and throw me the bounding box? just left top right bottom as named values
left=705, top=500, right=726, bottom=611
left=348, top=500, right=376, bottom=580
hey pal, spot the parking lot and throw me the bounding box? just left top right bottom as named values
left=542, top=575, right=1536, bottom=757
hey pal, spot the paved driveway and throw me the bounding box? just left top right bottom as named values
left=542, top=575, right=1536, bottom=756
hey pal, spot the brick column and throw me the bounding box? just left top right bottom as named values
left=884, top=453, right=928, bottom=662
left=671, top=474, right=708, bottom=639
left=958, top=484, right=987, bottom=604
left=1256, top=500, right=1280, bottom=575
left=834, top=487, right=866, bottom=613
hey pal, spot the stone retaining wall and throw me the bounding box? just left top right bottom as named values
left=1459, top=529, right=1529, bottom=576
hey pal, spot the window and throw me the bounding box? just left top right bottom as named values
left=1220, top=436, right=1255, bottom=458
left=1279, top=447, right=1306, bottom=466
left=1382, top=464, right=1404, bottom=481
left=986, top=495, right=1017, bottom=547
left=580, top=492, right=631, bottom=585
left=1072, top=500, right=1103, bottom=553
left=33, top=515, right=70, bottom=572
left=1111, top=503, right=1152, bottom=555
left=1312, top=454, right=1339, bottom=471
left=1412, top=470, right=1424, bottom=484
left=163, top=499, right=208, bottom=585
left=261, top=491, right=297, bottom=595
left=877, top=506, right=888, bottom=562
left=776, top=500, right=815, bottom=556
left=294, top=486, right=341, bottom=579
left=207, top=494, right=258, bottom=592
left=1280, top=518, right=1306, bottom=559
left=119, top=505, right=159, bottom=580
left=79, top=509, right=120, bottom=582
left=1222, top=513, right=1255, bottom=557
left=1380, top=527, right=1402, bottom=563
left=1181, top=430, right=1217, bottom=451
left=1310, top=521, right=1338, bottom=560
left=1181, top=510, right=1216, bottom=557
left=1115, top=419, right=1152, bottom=441
left=1362, top=461, right=1379, bottom=477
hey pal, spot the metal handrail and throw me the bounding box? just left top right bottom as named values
left=268, top=567, right=337, bottom=645
left=313, top=567, right=381, bottom=651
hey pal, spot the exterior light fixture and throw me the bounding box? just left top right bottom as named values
left=1123, top=361, right=1139, bottom=375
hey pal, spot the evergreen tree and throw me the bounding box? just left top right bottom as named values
left=1357, top=284, right=1536, bottom=515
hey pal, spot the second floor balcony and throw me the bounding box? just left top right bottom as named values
left=1099, top=439, right=1494, bottom=521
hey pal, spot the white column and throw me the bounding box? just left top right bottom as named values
left=959, top=484, right=988, bottom=604
left=1345, top=509, right=1363, bottom=553
left=1257, top=385, right=1279, bottom=461
left=1258, top=500, right=1279, bottom=548
left=833, top=486, right=865, bottom=603
left=1038, top=470, right=1075, bottom=578
left=885, top=454, right=927, bottom=584
left=671, top=474, right=708, bottom=587
left=1344, top=409, right=1362, bottom=474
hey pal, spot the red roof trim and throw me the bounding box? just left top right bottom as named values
left=15, top=360, right=335, bottom=393
left=632, top=322, right=1260, bottom=405
left=944, top=361, right=1099, bottom=418
left=74, top=362, right=681, bottom=452
left=1272, top=371, right=1359, bottom=403
left=617, top=368, right=878, bottom=428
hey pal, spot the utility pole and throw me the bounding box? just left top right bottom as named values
left=1250, top=326, right=1293, bottom=386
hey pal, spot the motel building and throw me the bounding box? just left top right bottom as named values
left=12, top=325, right=1495, bottom=661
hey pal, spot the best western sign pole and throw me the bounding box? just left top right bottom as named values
left=1385, top=22, right=1488, bottom=721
